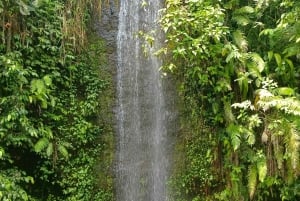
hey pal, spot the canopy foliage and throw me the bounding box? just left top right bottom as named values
left=159, top=0, right=300, bottom=200
left=0, top=0, right=113, bottom=200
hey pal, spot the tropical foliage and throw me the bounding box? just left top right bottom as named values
left=0, top=0, right=113, bottom=200
left=160, top=0, right=300, bottom=200
left=2, top=0, right=300, bottom=200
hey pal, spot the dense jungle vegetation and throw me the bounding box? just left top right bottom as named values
left=0, top=0, right=114, bottom=200
left=159, top=0, right=300, bottom=200
left=1, top=0, right=300, bottom=201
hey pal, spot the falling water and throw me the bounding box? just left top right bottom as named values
left=116, top=0, right=172, bottom=201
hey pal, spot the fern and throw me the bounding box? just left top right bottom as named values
left=248, top=53, right=265, bottom=74
left=246, top=130, right=256, bottom=145
left=233, top=30, right=248, bottom=52
left=256, top=89, right=300, bottom=115
left=34, top=138, right=49, bottom=153
left=233, top=15, right=251, bottom=26
left=227, top=124, right=241, bottom=151
left=224, top=100, right=235, bottom=124
left=58, top=144, right=69, bottom=159
left=257, top=156, right=267, bottom=182
left=46, top=142, right=53, bottom=157
left=235, top=6, right=255, bottom=14
left=248, top=164, right=257, bottom=200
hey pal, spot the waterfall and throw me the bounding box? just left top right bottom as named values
left=116, top=0, right=172, bottom=200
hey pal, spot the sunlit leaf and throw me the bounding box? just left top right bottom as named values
left=34, top=138, right=49, bottom=153
left=257, top=158, right=267, bottom=182
left=276, top=87, right=294, bottom=96
left=274, top=53, right=282, bottom=67
left=43, top=75, right=52, bottom=86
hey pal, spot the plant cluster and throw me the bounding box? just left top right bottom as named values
left=160, top=0, right=300, bottom=200
left=0, top=0, right=113, bottom=200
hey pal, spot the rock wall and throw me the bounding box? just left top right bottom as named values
left=95, top=0, right=119, bottom=65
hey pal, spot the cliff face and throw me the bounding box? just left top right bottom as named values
left=96, top=0, right=119, bottom=64
left=91, top=1, right=120, bottom=200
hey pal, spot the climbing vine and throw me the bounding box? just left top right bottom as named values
left=160, top=0, right=300, bottom=200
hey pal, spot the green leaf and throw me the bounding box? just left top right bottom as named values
left=274, top=53, right=282, bottom=67
left=31, top=79, right=45, bottom=94
left=32, top=0, right=41, bottom=7
left=0, top=147, right=4, bottom=159
left=283, top=46, right=300, bottom=57
left=227, top=124, right=241, bottom=151
left=34, top=138, right=49, bottom=153
left=285, top=58, right=294, bottom=76
left=259, top=29, right=274, bottom=37
left=233, top=30, right=248, bottom=51
left=46, top=142, right=53, bottom=157
left=24, top=176, right=34, bottom=184
left=43, top=75, right=52, bottom=86
left=0, top=1, right=3, bottom=13
left=249, top=53, right=265, bottom=73
left=58, top=144, right=69, bottom=158
left=268, top=51, right=273, bottom=61
left=248, top=164, right=257, bottom=200
left=247, top=131, right=256, bottom=145
left=233, top=15, right=251, bottom=26
left=257, top=158, right=267, bottom=182
left=276, top=87, right=294, bottom=96
left=235, top=6, right=255, bottom=14
left=224, top=100, right=235, bottom=124
left=17, top=0, right=35, bottom=15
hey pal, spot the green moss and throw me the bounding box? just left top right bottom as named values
left=85, top=34, right=116, bottom=201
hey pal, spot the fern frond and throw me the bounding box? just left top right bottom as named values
left=233, top=15, right=251, bottom=26
left=257, top=94, right=300, bottom=116
left=248, top=164, right=257, bottom=200
left=236, top=6, right=255, bottom=14
left=246, top=130, right=256, bottom=145
left=233, top=30, right=248, bottom=52
left=279, top=97, right=300, bottom=116
left=46, top=142, right=53, bottom=157
left=226, top=124, right=241, bottom=151
left=257, top=157, right=267, bottom=182
left=34, top=138, right=49, bottom=153
left=248, top=53, right=265, bottom=73
left=58, top=144, right=69, bottom=159
left=224, top=100, right=235, bottom=124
